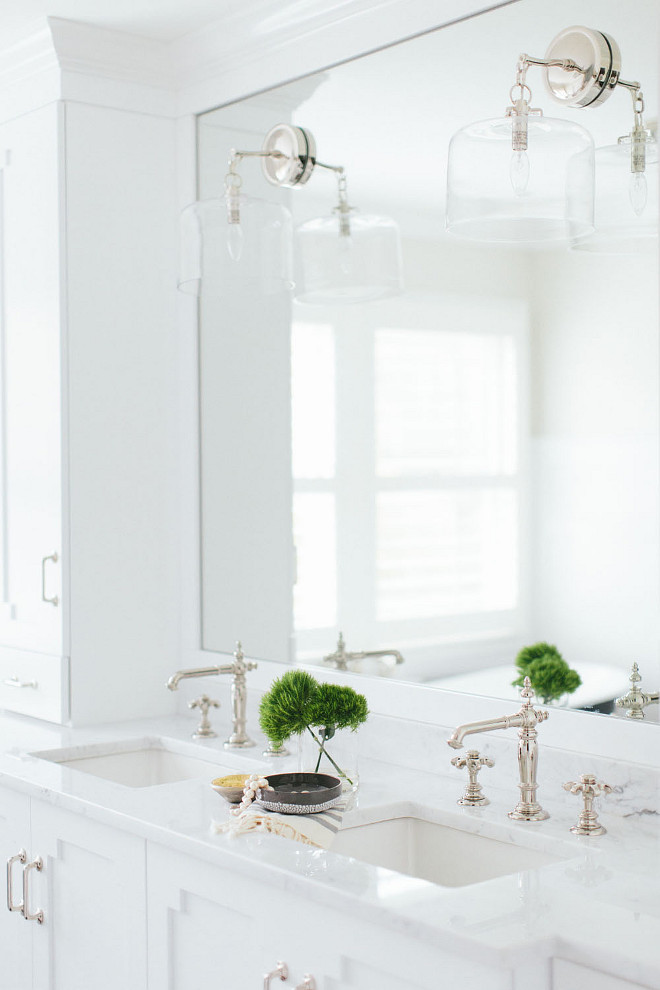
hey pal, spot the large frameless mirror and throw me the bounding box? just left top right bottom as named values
left=194, top=0, right=659, bottom=724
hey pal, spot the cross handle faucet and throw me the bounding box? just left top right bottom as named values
left=447, top=677, right=549, bottom=821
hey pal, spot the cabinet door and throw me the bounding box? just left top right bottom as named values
left=30, top=801, right=147, bottom=990
left=0, top=788, right=32, bottom=989
left=553, top=959, right=656, bottom=990
left=147, top=842, right=503, bottom=990
left=0, top=101, right=63, bottom=658
left=147, top=843, right=266, bottom=989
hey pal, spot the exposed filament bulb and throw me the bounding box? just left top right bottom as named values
left=510, top=150, right=530, bottom=196
left=629, top=171, right=648, bottom=216
left=226, top=221, right=244, bottom=261
left=338, top=230, right=353, bottom=275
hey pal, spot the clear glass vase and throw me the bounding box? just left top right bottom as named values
left=298, top=727, right=359, bottom=794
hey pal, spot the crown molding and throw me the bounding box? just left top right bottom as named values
left=172, top=0, right=517, bottom=114
left=0, top=1, right=516, bottom=119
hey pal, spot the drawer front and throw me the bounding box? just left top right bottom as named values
left=0, top=649, right=69, bottom=723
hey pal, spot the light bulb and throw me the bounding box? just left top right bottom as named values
left=227, top=222, right=244, bottom=261
left=629, top=172, right=648, bottom=216
left=510, top=151, right=530, bottom=196
left=338, top=231, right=353, bottom=275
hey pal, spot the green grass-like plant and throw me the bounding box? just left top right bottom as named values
left=259, top=669, right=368, bottom=784
left=512, top=641, right=582, bottom=703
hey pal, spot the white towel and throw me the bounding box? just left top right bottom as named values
left=211, top=800, right=347, bottom=849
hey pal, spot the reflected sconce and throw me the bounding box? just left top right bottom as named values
left=446, top=26, right=657, bottom=251
left=179, top=123, right=403, bottom=303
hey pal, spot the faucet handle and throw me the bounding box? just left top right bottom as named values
left=189, top=694, right=220, bottom=739
left=451, top=749, right=494, bottom=806
left=563, top=773, right=612, bottom=836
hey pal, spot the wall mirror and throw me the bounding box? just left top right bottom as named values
left=194, top=0, right=659, bottom=724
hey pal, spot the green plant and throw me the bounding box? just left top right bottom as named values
left=512, top=642, right=581, bottom=703
left=259, top=670, right=368, bottom=784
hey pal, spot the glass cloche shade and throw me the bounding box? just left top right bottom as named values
left=294, top=210, right=403, bottom=305
left=446, top=116, right=595, bottom=243
left=572, top=135, right=658, bottom=255
left=178, top=195, right=293, bottom=297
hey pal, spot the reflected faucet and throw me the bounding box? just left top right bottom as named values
left=323, top=632, right=404, bottom=671
left=447, top=677, right=550, bottom=821
left=167, top=641, right=257, bottom=748
left=615, top=662, right=659, bottom=719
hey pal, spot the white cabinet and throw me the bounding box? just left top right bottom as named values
left=1, top=792, right=147, bottom=990
left=146, top=842, right=504, bottom=990
left=0, top=94, right=179, bottom=728
left=553, top=959, right=655, bottom=990
left=0, top=788, right=33, bottom=989
left=0, top=103, right=66, bottom=723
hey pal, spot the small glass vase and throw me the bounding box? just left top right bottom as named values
left=298, top=727, right=359, bottom=794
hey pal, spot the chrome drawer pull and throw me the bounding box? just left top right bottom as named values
left=3, top=676, right=38, bottom=689
left=6, top=849, right=26, bottom=912
left=22, top=857, right=43, bottom=923
left=264, top=962, right=288, bottom=989
left=41, top=552, right=59, bottom=607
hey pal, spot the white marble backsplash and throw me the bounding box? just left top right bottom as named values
left=222, top=688, right=660, bottom=823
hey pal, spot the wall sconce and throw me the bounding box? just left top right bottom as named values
left=446, top=25, right=657, bottom=250
left=179, top=123, right=403, bottom=303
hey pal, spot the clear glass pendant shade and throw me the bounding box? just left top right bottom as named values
left=446, top=116, right=595, bottom=243
left=572, top=135, right=658, bottom=254
left=178, top=195, right=294, bottom=297
left=295, top=210, right=403, bottom=305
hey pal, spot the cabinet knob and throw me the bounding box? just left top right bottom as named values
left=22, top=856, right=44, bottom=923
left=263, top=962, right=288, bottom=989
left=6, top=849, right=26, bottom=912
left=294, top=977, right=317, bottom=990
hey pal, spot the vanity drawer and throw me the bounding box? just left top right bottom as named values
left=0, top=649, right=69, bottom=723
left=553, top=959, right=656, bottom=990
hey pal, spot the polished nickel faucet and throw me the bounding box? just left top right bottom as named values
left=447, top=677, right=549, bottom=821
left=167, top=641, right=257, bottom=748
left=323, top=632, right=404, bottom=671
left=615, top=662, right=659, bottom=719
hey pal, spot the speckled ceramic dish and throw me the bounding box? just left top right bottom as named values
left=255, top=772, right=342, bottom=814
left=211, top=773, right=251, bottom=804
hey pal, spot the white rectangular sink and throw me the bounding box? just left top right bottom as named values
left=332, top=816, right=569, bottom=887
left=31, top=738, right=245, bottom=788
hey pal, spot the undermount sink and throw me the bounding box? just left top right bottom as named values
left=332, top=816, right=570, bottom=887
left=30, top=738, right=247, bottom=788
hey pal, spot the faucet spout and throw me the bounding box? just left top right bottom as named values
left=166, top=642, right=258, bottom=749
left=447, top=714, right=523, bottom=749
left=447, top=677, right=549, bottom=822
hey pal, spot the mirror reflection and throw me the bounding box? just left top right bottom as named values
left=194, top=0, right=659, bottom=720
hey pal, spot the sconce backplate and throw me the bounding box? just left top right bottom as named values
left=261, top=124, right=317, bottom=187
left=544, top=26, right=621, bottom=109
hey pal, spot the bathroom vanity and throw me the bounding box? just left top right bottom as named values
left=0, top=700, right=658, bottom=990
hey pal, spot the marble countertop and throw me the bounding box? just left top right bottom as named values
left=0, top=710, right=658, bottom=985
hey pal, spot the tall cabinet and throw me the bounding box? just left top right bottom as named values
left=0, top=30, right=181, bottom=725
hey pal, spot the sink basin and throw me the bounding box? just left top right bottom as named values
left=332, top=816, right=569, bottom=887
left=30, top=738, right=248, bottom=788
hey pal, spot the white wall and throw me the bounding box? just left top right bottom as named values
left=528, top=248, right=660, bottom=685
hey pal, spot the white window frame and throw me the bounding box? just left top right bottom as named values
left=292, top=292, right=530, bottom=681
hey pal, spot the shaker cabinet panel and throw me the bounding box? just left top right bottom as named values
left=147, top=841, right=506, bottom=990
left=0, top=102, right=64, bottom=661
left=553, top=959, right=655, bottom=990
left=147, top=843, right=263, bottom=989
left=0, top=788, right=33, bottom=990
left=30, top=801, right=147, bottom=990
